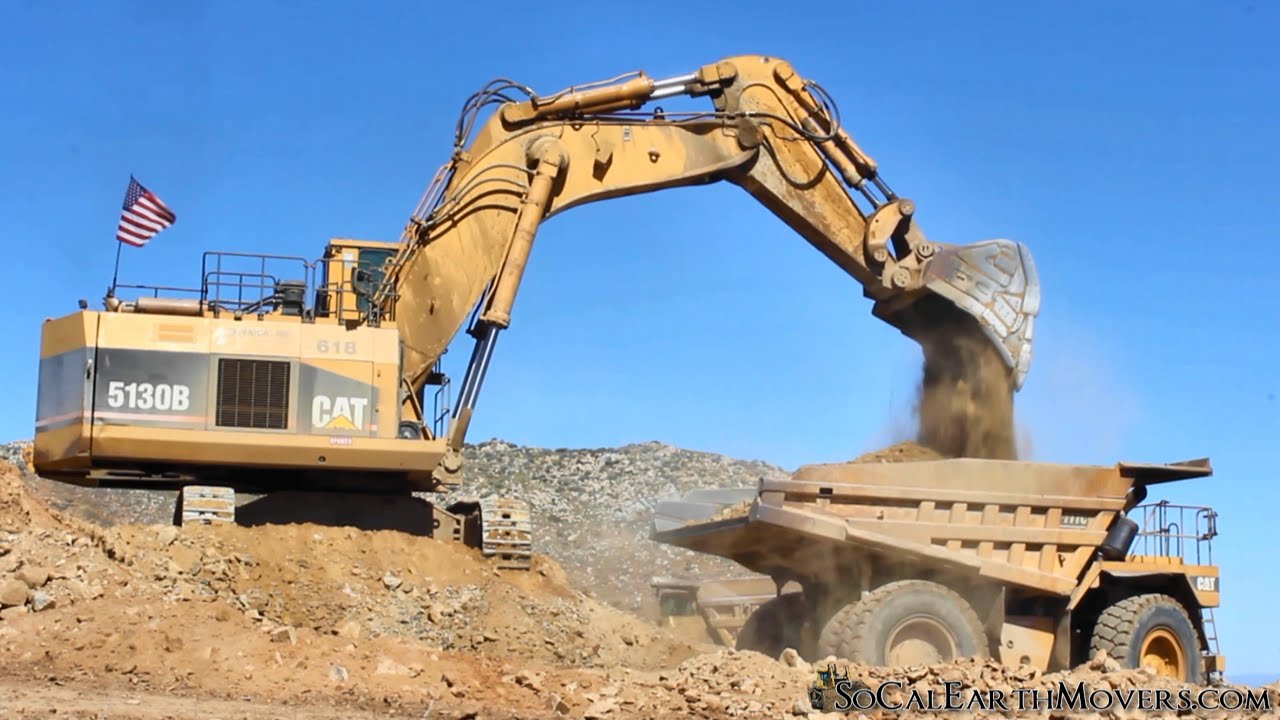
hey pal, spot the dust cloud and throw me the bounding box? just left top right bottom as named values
left=911, top=309, right=1018, bottom=460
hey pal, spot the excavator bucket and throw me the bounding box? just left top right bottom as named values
left=918, top=238, right=1040, bottom=390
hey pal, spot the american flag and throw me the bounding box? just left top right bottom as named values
left=116, top=176, right=176, bottom=247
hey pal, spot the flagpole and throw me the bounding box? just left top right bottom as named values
left=110, top=173, right=132, bottom=299
left=109, top=239, right=124, bottom=297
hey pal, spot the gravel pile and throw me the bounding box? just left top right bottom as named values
left=0, top=444, right=25, bottom=471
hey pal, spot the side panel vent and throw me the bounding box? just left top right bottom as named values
left=216, top=359, right=290, bottom=429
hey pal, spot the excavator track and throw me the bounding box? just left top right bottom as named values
left=476, top=496, right=533, bottom=570
left=174, top=486, right=236, bottom=526
left=169, top=486, right=533, bottom=570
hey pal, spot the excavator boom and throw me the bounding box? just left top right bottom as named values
left=375, top=55, right=1039, bottom=461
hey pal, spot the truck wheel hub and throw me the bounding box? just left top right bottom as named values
left=886, top=614, right=958, bottom=666
left=1140, top=627, right=1186, bottom=679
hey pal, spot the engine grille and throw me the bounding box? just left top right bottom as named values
left=215, top=359, right=290, bottom=429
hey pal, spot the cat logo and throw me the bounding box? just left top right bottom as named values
left=312, top=395, right=369, bottom=431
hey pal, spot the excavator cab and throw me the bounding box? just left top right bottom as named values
left=313, top=239, right=398, bottom=321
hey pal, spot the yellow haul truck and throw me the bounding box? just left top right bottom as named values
left=33, top=55, right=1039, bottom=569
left=653, top=457, right=1226, bottom=683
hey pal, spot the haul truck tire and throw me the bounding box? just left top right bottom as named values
left=817, top=580, right=988, bottom=666
left=735, top=592, right=809, bottom=659
left=1090, top=593, right=1202, bottom=683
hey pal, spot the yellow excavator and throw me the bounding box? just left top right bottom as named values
left=32, top=54, right=1039, bottom=568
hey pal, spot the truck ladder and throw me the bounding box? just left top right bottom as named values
left=1201, top=607, right=1221, bottom=656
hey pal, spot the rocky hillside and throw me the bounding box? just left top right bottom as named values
left=1, top=439, right=788, bottom=617
left=446, top=439, right=790, bottom=613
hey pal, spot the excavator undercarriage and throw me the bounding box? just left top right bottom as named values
left=176, top=486, right=532, bottom=570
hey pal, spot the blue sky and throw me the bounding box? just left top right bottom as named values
left=2, top=1, right=1276, bottom=677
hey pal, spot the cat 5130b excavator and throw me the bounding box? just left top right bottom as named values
left=33, top=54, right=1039, bottom=568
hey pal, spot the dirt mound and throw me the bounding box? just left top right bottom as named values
left=913, top=310, right=1018, bottom=460
left=852, top=440, right=945, bottom=463
left=0, top=456, right=85, bottom=534
left=92, top=519, right=698, bottom=671
left=0, top=456, right=708, bottom=716
left=706, top=443, right=954, bottom=522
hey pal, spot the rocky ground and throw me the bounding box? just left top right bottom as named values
left=0, top=438, right=951, bottom=619
left=0, top=442, right=1276, bottom=718
left=4, top=439, right=790, bottom=618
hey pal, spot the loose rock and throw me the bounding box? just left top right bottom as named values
left=16, top=566, right=50, bottom=589
left=0, top=579, right=26, bottom=608
left=29, top=591, right=55, bottom=612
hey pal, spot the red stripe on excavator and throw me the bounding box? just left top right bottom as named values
left=93, top=411, right=206, bottom=423
left=35, top=411, right=85, bottom=429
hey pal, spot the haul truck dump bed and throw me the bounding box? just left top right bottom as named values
left=652, top=456, right=1224, bottom=683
